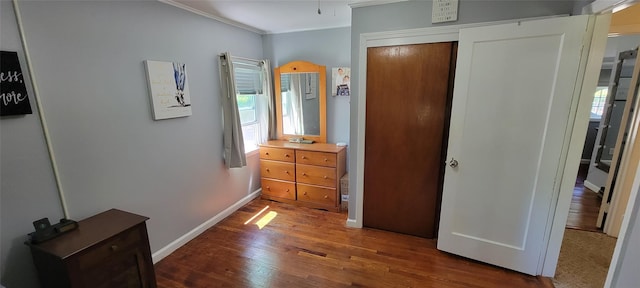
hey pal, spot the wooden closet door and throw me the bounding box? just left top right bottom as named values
left=364, top=42, right=455, bottom=238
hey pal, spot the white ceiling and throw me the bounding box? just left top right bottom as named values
left=160, top=0, right=399, bottom=34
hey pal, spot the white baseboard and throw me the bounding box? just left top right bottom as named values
left=346, top=218, right=360, bottom=228
left=152, top=189, right=261, bottom=263
left=584, top=180, right=601, bottom=193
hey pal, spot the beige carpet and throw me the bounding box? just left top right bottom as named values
left=553, top=229, right=617, bottom=288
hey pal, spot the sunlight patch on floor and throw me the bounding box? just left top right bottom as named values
left=244, top=206, right=269, bottom=225
left=256, top=211, right=278, bottom=229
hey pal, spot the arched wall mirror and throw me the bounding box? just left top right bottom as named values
left=274, top=60, right=327, bottom=143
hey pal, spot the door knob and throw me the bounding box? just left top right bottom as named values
left=449, top=158, right=459, bottom=168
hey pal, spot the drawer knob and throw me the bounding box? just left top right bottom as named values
left=111, top=245, right=119, bottom=252
left=324, top=158, right=328, bottom=162
left=302, top=173, right=307, bottom=176
left=266, top=168, right=270, bottom=172
left=286, top=189, right=290, bottom=192
left=265, top=152, right=270, bottom=155
left=285, top=154, right=290, bottom=157
left=302, top=156, right=307, bottom=159
left=324, top=195, right=328, bottom=199
left=303, top=192, right=307, bottom=195
left=323, top=176, right=328, bottom=179
left=266, top=186, right=270, bottom=190
left=285, top=170, right=289, bottom=174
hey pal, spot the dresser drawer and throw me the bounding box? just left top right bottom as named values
left=77, top=226, right=142, bottom=270
left=261, top=178, right=296, bottom=200
left=260, top=147, right=295, bottom=163
left=260, top=160, right=295, bottom=181
left=296, top=164, right=337, bottom=187
left=297, top=184, right=337, bottom=206
left=296, top=150, right=337, bottom=167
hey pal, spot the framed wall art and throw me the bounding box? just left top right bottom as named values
left=144, top=60, right=192, bottom=120
left=1, top=51, right=33, bottom=116
left=331, top=67, right=350, bottom=96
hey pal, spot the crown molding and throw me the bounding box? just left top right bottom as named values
left=349, top=0, right=409, bottom=9
left=158, top=0, right=266, bottom=35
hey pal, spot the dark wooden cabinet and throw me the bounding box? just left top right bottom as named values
left=28, top=209, right=157, bottom=288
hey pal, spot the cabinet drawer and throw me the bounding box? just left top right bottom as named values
left=296, top=151, right=337, bottom=167
left=297, top=184, right=337, bottom=206
left=261, top=179, right=296, bottom=200
left=77, top=226, right=142, bottom=270
left=260, top=147, right=295, bottom=163
left=296, top=164, right=337, bottom=187
left=260, top=160, right=295, bottom=181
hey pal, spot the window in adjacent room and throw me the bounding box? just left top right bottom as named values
left=591, top=86, right=608, bottom=120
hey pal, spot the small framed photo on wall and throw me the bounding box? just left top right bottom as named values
left=332, top=67, right=350, bottom=96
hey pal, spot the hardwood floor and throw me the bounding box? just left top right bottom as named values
left=155, top=199, right=553, bottom=287
left=565, top=164, right=602, bottom=232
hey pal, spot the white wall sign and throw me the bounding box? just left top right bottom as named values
left=432, top=0, right=458, bottom=24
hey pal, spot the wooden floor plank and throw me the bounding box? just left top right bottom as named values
left=566, top=164, right=602, bottom=231
left=155, top=198, right=553, bottom=287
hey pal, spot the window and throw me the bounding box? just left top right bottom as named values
left=591, top=86, right=608, bottom=120
left=233, top=63, right=267, bottom=153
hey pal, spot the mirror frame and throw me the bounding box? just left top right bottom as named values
left=274, top=60, right=327, bottom=143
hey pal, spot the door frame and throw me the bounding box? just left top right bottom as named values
left=602, top=54, right=640, bottom=236
left=605, top=56, right=640, bottom=287
left=351, top=14, right=608, bottom=276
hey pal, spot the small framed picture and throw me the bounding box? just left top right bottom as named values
left=332, top=67, right=350, bottom=96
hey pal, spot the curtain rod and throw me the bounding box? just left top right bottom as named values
left=219, top=53, right=263, bottom=65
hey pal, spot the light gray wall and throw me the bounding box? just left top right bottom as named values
left=263, top=27, right=351, bottom=145
left=1, top=1, right=263, bottom=287
left=1, top=2, right=66, bottom=287
left=348, top=0, right=576, bottom=219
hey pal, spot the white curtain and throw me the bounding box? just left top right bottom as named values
left=218, top=52, right=246, bottom=168
left=289, top=74, right=305, bottom=135
left=259, top=60, right=275, bottom=141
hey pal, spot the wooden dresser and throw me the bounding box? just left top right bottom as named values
left=259, top=140, right=347, bottom=212
left=28, top=209, right=157, bottom=288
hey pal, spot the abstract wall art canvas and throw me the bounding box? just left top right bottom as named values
left=144, top=60, right=192, bottom=120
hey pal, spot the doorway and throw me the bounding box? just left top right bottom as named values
left=554, top=5, right=640, bottom=287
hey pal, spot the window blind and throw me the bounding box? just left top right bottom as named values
left=233, top=62, right=262, bottom=95
left=280, top=74, right=291, bottom=93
